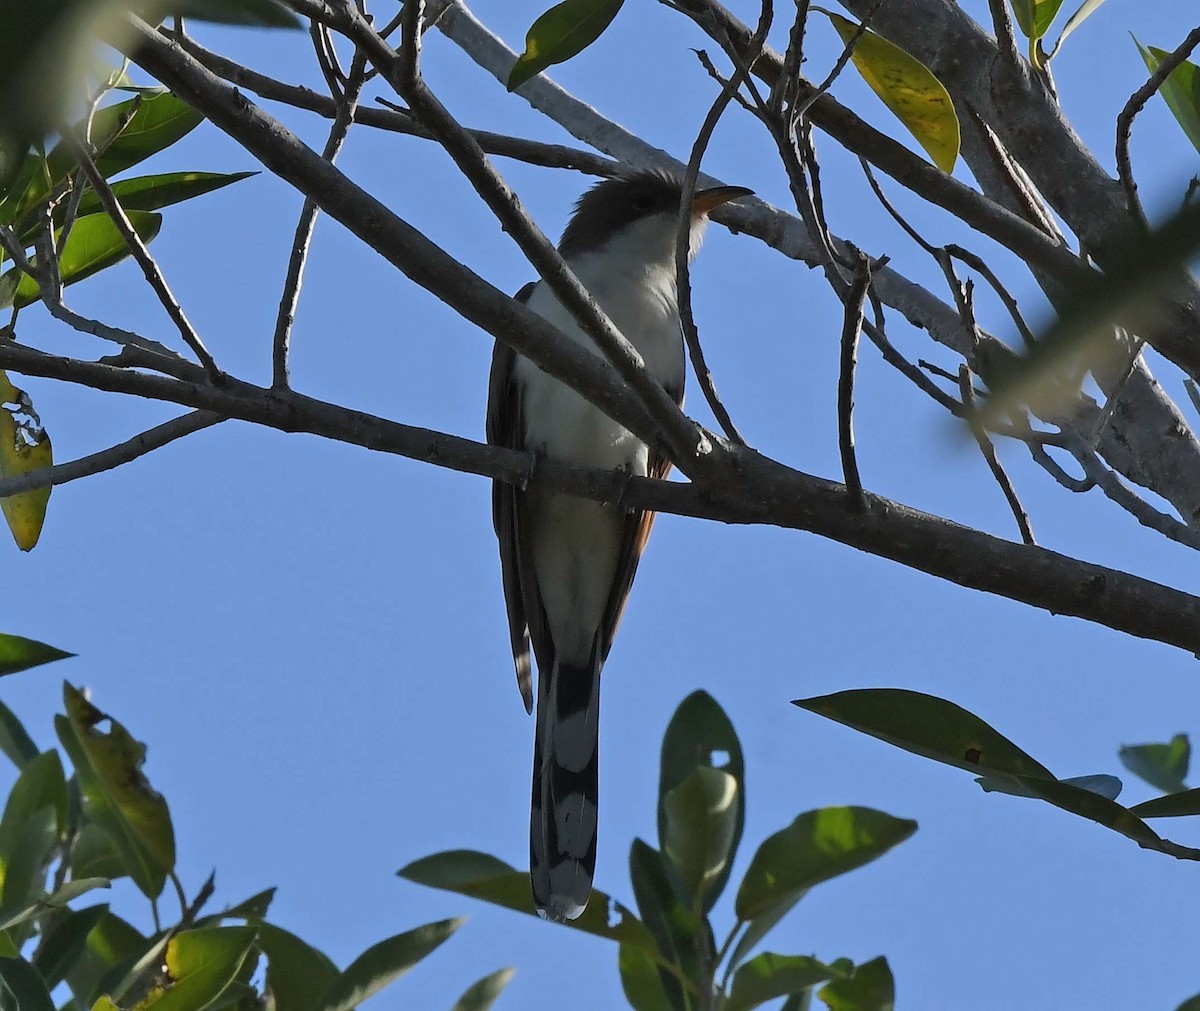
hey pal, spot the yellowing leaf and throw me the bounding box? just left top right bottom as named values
left=822, top=10, right=960, bottom=172
left=0, top=372, right=51, bottom=551
left=56, top=684, right=176, bottom=899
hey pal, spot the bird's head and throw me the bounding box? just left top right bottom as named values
left=558, top=169, right=752, bottom=270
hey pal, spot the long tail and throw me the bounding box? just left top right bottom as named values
left=530, top=658, right=601, bottom=921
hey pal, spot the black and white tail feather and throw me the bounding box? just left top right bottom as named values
left=530, top=658, right=601, bottom=920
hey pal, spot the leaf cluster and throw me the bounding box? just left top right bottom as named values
left=403, top=692, right=915, bottom=1011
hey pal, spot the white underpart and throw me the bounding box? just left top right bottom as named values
left=515, top=211, right=703, bottom=665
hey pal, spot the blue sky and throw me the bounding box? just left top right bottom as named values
left=4, top=0, right=1200, bottom=1007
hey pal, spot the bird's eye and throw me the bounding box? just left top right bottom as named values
left=632, top=192, right=655, bottom=211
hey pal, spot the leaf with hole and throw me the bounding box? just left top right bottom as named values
left=0, top=372, right=52, bottom=551
left=507, top=0, right=625, bottom=91
left=130, top=926, right=256, bottom=1011
left=56, top=684, right=175, bottom=900
left=818, top=10, right=959, bottom=172
left=658, top=690, right=744, bottom=913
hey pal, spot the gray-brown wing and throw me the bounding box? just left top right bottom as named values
left=595, top=380, right=684, bottom=665
left=487, top=282, right=548, bottom=713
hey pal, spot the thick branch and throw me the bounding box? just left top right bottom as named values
left=4, top=340, right=1200, bottom=655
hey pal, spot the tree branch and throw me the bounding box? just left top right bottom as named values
left=4, top=340, right=1200, bottom=655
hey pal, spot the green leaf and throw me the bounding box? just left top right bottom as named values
left=817, top=957, right=893, bottom=1011
left=398, top=849, right=657, bottom=952
left=1120, top=734, right=1189, bottom=794
left=73, top=171, right=256, bottom=222
left=1010, top=0, right=1067, bottom=42
left=658, top=691, right=744, bottom=915
left=0, top=749, right=67, bottom=847
left=661, top=767, right=738, bottom=918
left=64, top=911, right=144, bottom=1008
left=818, top=10, right=959, bottom=172
left=55, top=684, right=175, bottom=900
left=317, top=918, right=463, bottom=1011
left=795, top=689, right=1185, bottom=853
left=628, top=840, right=701, bottom=1011
left=727, top=895, right=808, bottom=973
left=1136, top=40, right=1200, bottom=154
left=32, top=903, right=109, bottom=991
left=735, top=808, right=916, bottom=921
left=133, top=926, right=257, bottom=1011
left=975, top=773, right=1122, bottom=801
left=793, top=689, right=1055, bottom=780
left=0, top=808, right=58, bottom=921
left=0, top=703, right=39, bottom=769
left=5, top=210, right=164, bottom=310
left=1047, top=0, right=1106, bottom=58
left=1175, top=993, right=1200, bottom=1011
left=0, top=955, right=55, bottom=1011
left=168, top=0, right=302, bottom=28
left=507, top=0, right=625, bottom=91
left=69, top=824, right=128, bottom=882
left=214, top=887, right=276, bottom=923
left=0, top=634, right=73, bottom=677
left=727, top=954, right=836, bottom=1011
left=256, top=923, right=339, bottom=1011
left=450, top=968, right=516, bottom=1011
left=619, top=944, right=675, bottom=1011
left=1130, top=787, right=1200, bottom=819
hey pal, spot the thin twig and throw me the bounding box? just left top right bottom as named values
left=1090, top=332, right=1145, bottom=448
left=273, top=51, right=368, bottom=388
left=0, top=411, right=221, bottom=499
left=960, top=364, right=1035, bottom=545
left=675, top=0, right=772, bottom=446
left=1116, top=24, right=1200, bottom=228
left=794, top=0, right=889, bottom=120
left=60, top=131, right=222, bottom=379
left=986, top=0, right=1021, bottom=67
left=839, top=251, right=872, bottom=510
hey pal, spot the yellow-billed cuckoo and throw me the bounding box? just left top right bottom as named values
left=487, top=170, right=752, bottom=921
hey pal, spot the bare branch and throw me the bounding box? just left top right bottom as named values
left=839, top=252, right=871, bottom=510
left=1115, top=24, right=1200, bottom=228
left=0, top=410, right=221, bottom=498
left=960, top=364, right=1036, bottom=545
left=4, top=339, right=1200, bottom=655
left=60, top=131, right=222, bottom=379
left=272, top=51, right=368, bottom=388
left=674, top=0, right=773, bottom=447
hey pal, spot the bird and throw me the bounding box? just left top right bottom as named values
left=486, top=169, right=752, bottom=921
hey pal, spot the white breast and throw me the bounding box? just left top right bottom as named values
left=515, top=234, right=685, bottom=472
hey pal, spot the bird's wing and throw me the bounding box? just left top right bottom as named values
left=595, top=380, right=684, bottom=666
left=487, top=282, right=543, bottom=713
